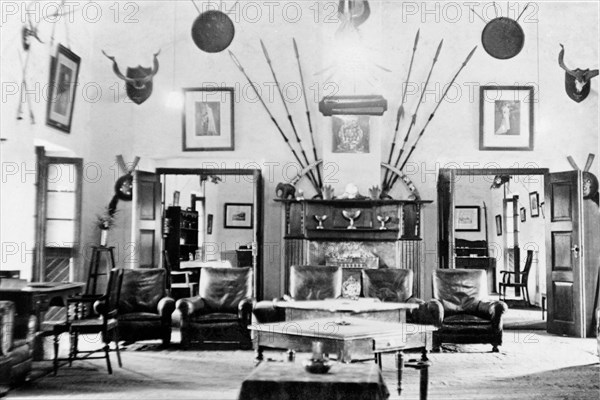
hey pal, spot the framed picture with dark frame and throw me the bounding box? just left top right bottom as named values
left=495, top=215, right=502, bottom=236
left=182, top=87, right=234, bottom=151
left=479, top=86, right=534, bottom=151
left=46, top=44, right=81, bottom=133
left=520, top=207, right=526, bottom=222
left=224, top=203, right=253, bottom=229
left=454, top=206, right=480, bottom=232
left=529, top=192, right=540, bottom=217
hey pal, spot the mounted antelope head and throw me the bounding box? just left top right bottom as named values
left=102, top=50, right=160, bottom=105
left=558, top=44, right=599, bottom=103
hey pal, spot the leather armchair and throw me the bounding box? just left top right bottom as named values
left=0, top=301, right=35, bottom=389
left=253, top=265, right=342, bottom=323
left=432, top=269, right=508, bottom=352
left=361, top=269, right=443, bottom=326
left=117, top=268, right=175, bottom=346
left=177, top=267, right=254, bottom=349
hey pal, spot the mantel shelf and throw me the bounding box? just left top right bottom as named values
left=274, top=199, right=433, bottom=206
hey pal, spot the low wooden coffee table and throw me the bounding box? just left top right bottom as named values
left=250, top=317, right=436, bottom=396
left=274, top=298, right=418, bottom=323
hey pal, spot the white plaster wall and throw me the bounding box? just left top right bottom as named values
left=1, top=1, right=598, bottom=299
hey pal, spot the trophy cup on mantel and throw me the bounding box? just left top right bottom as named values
left=314, top=214, right=328, bottom=229
left=377, top=215, right=390, bottom=230
left=342, top=209, right=361, bottom=230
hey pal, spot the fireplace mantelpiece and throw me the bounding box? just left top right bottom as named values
left=277, top=199, right=432, bottom=297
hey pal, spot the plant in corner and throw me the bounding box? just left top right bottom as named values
left=96, top=199, right=118, bottom=246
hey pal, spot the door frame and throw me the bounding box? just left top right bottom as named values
left=33, top=146, right=83, bottom=282
left=156, top=168, right=264, bottom=300
left=438, top=168, right=548, bottom=270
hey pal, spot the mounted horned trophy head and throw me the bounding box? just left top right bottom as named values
left=102, top=50, right=160, bottom=105
left=558, top=44, right=599, bottom=103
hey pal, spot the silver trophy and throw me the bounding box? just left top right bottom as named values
left=314, top=214, right=328, bottom=229
left=377, top=215, right=390, bottom=230
left=342, top=209, right=361, bottom=230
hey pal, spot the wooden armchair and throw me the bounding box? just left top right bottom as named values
left=499, top=250, right=534, bottom=305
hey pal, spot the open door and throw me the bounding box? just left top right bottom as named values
left=545, top=170, right=585, bottom=337
left=131, top=170, right=162, bottom=268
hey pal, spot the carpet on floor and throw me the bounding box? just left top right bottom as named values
left=7, top=330, right=599, bottom=400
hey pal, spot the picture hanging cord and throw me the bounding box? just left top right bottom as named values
left=470, top=2, right=531, bottom=23
left=469, top=7, right=487, bottom=24
left=191, top=1, right=240, bottom=15
left=516, top=3, right=531, bottom=22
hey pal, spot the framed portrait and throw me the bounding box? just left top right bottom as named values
left=479, top=86, right=534, bottom=151
left=224, top=203, right=253, bottom=229
left=46, top=44, right=81, bottom=133
left=182, top=87, right=234, bottom=151
left=495, top=215, right=502, bottom=236
left=332, top=115, right=370, bottom=153
left=529, top=192, right=540, bottom=217
left=454, top=206, right=480, bottom=232
left=520, top=207, right=526, bottom=222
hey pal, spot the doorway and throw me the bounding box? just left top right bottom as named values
left=156, top=168, right=263, bottom=300
left=438, top=168, right=548, bottom=307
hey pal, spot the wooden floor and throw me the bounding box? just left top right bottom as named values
left=7, top=325, right=599, bottom=400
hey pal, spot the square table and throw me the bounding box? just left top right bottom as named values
left=274, top=298, right=418, bottom=323
left=238, top=361, right=389, bottom=400
left=250, top=316, right=436, bottom=396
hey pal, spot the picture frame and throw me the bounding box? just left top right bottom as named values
left=182, top=87, right=234, bottom=151
left=495, top=215, right=502, bottom=236
left=530, top=192, right=540, bottom=217
left=224, top=203, right=253, bottom=229
left=479, top=86, right=534, bottom=151
left=46, top=44, right=81, bottom=133
left=207, top=214, right=213, bottom=235
left=520, top=207, right=526, bottom=222
left=454, top=206, right=480, bottom=232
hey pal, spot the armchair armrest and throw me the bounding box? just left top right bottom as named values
left=176, top=297, right=206, bottom=319
left=238, top=298, right=256, bottom=327
left=253, top=298, right=286, bottom=323
left=474, top=300, right=508, bottom=330
left=407, top=297, right=444, bottom=327
left=158, top=297, right=176, bottom=318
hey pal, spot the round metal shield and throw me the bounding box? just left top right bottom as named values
left=115, top=174, right=133, bottom=201
left=481, top=17, right=525, bottom=60
left=191, top=10, right=235, bottom=53
left=583, top=172, right=599, bottom=199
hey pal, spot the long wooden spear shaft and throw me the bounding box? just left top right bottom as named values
left=382, top=29, right=420, bottom=189
left=229, top=50, right=320, bottom=193
left=293, top=38, right=323, bottom=189
left=395, top=46, right=477, bottom=175
left=385, top=39, right=443, bottom=191
left=260, top=40, right=320, bottom=191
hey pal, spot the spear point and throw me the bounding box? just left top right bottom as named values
left=434, top=39, right=444, bottom=61
left=464, top=46, right=477, bottom=64
left=293, top=38, right=299, bottom=58
left=229, top=50, right=242, bottom=71
left=260, top=39, right=271, bottom=63
left=414, top=29, right=420, bottom=48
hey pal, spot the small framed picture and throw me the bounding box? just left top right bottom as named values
left=46, top=44, right=81, bottom=133
left=479, top=86, right=534, bottom=151
left=520, top=207, right=526, bottom=222
left=495, top=215, right=502, bottom=236
left=224, top=203, right=253, bottom=229
left=529, top=192, right=540, bottom=217
left=207, top=214, right=213, bottom=235
left=454, top=206, right=480, bottom=232
left=182, top=87, right=234, bottom=151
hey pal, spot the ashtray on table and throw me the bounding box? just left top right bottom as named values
left=303, top=358, right=332, bottom=374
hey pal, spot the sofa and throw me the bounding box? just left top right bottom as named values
left=253, top=265, right=442, bottom=327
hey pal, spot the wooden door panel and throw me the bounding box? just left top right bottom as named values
left=133, top=171, right=161, bottom=269
left=139, top=230, right=156, bottom=268
left=545, top=170, right=583, bottom=337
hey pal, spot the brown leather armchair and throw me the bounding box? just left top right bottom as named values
left=432, top=269, right=508, bottom=352
left=117, top=268, right=175, bottom=346
left=176, top=267, right=254, bottom=349
left=361, top=269, right=443, bottom=326
left=253, top=265, right=342, bottom=323
left=0, top=301, right=35, bottom=389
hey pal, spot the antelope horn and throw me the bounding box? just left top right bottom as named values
left=558, top=44, right=576, bottom=77
left=584, top=69, right=599, bottom=81
left=130, top=50, right=161, bottom=87
left=102, top=50, right=138, bottom=85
